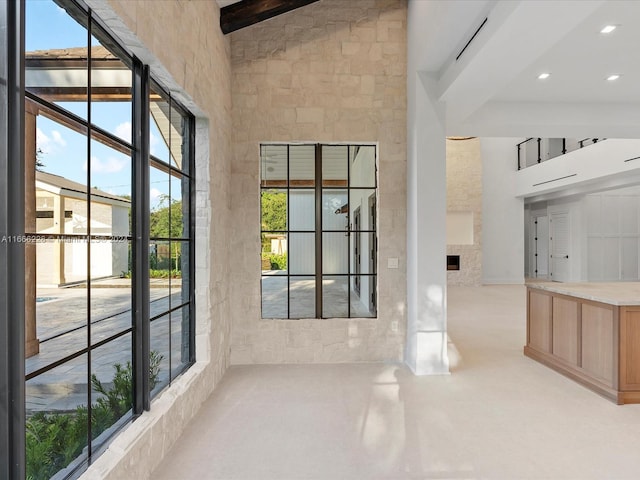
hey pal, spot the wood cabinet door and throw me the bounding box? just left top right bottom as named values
left=581, top=303, right=616, bottom=388
left=620, top=307, right=640, bottom=391
left=552, top=297, right=579, bottom=366
left=529, top=289, right=552, bottom=353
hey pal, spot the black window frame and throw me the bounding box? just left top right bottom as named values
left=147, top=78, right=196, bottom=400
left=1, top=0, right=196, bottom=477
left=260, top=143, right=378, bottom=319
left=1, top=1, right=27, bottom=477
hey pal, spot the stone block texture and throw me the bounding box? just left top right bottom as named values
left=81, top=0, right=232, bottom=478
left=230, top=0, right=407, bottom=364
left=446, top=138, right=483, bottom=286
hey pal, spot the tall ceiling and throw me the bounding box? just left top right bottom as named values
left=410, top=0, right=640, bottom=139
left=219, top=1, right=640, bottom=139
left=217, top=0, right=318, bottom=33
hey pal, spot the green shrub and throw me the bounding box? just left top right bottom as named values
left=264, top=252, right=287, bottom=270
left=26, top=352, right=163, bottom=480
left=26, top=410, right=88, bottom=480
left=121, top=269, right=181, bottom=279
left=151, top=269, right=181, bottom=279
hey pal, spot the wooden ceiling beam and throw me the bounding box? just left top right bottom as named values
left=220, top=0, right=320, bottom=35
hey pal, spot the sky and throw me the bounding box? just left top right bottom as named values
left=26, top=0, right=180, bottom=209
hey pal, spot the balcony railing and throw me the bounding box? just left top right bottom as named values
left=517, top=137, right=605, bottom=170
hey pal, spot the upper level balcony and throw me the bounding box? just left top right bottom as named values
left=517, top=137, right=604, bottom=170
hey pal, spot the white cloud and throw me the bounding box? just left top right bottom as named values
left=150, top=188, right=163, bottom=204
left=115, top=122, right=132, bottom=143
left=36, top=128, right=51, bottom=153
left=150, top=131, right=160, bottom=155
left=36, top=128, right=66, bottom=155
left=115, top=123, right=159, bottom=153
left=51, top=130, right=66, bottom=147
left=83, top=156, right=127, bottom=174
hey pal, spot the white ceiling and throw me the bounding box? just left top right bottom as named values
left=219, top=0, right=640, bottom=139
left=410, top=0, right=640, bottom=139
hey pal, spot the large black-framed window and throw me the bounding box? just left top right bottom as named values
left=1, top=1, right=27, bottom=478
left=260, top=144, right=377, bottom=319
left=0, top=0, right=196, bottom=478
left=147, top=79, right=195, bottom=399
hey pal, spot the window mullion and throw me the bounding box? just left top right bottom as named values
left=347, top=146, right=351, bottom=318
left=86, top=11, right=94, bottom=455
left=132, top=61, right=151, bottom=412
left=287, top=145, right=290, bottom=319
left=1, top=1, right=26, bottom=477
left=315, top=144, right=322, bottom=318
left=187, top=116, right=196, bottom=362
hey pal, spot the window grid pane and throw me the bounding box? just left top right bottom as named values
left=260, top=144, right=376, bottom=319
left=23, top=3, right=195, bottom=476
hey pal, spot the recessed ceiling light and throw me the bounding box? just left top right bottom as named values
left=607, top=74, right=621, bottom=81
left=537, top=73, right=550, bottom=80
left=600, top=25, right=617, bottom=34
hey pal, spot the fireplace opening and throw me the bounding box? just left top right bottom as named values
left=447, top=255, right=460, bottom=271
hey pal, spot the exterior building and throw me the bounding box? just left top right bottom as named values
left=1, top=0, right=640, bottom=478
left=35, top=171, right=130, bottom=286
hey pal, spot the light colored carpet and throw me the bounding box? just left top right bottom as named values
left=153, top=285, right=640, bottom=479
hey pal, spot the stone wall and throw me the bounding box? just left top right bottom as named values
left=446, top=138, right=482, bottom=286
left=81, top=1, right=232, bottom=478
left=229, top=0, right=407, bottom=363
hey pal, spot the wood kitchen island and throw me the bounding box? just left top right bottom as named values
left=525, top=282, right=640, bottom=404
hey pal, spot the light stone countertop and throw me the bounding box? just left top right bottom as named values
left=527, top=282, right=640, bottom=306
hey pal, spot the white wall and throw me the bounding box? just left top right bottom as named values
left=480, top=137, right=524, bottom=284
left=524, top=189, right=640, bottom=283
left=519, top=140, right=640, bottom=284
left=111, top=205, right=129, bottom=276
left=584, top=186, right=640, bottom=281
left=521, top=191, right=640, bottom=283
left=406, top=65, right=448, bottom=373
left=35, top=196, right=130, bottom=285
left=516, top=139, right=640, bottom=200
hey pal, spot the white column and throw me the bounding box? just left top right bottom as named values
left=405, top=70, right=449, bottom=375
left=481, top=138, right=525, bottom=284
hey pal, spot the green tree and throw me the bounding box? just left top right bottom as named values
left=261, top=190, right=286, bottom=231
left=260, top=190, right=287, bottom=267
left=149, top=195, right=184, bottom=274
left=150, top=194, right=183, bottom=238
left=35, top=147, right=45, bottom=171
